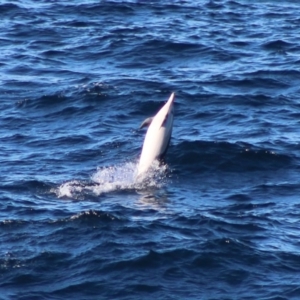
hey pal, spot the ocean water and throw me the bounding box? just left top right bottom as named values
left=1, top=0, right=300, bottom=299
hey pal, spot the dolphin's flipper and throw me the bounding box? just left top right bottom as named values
left=139, top=117, right=154, bottom=129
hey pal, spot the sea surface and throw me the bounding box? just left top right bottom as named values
left=1, top=0, right=300, bottom=299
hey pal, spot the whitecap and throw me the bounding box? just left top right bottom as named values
left=56, top=160, right=169, bottom=199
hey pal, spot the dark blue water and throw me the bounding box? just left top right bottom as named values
left=1, top=0, right=300, bottom=299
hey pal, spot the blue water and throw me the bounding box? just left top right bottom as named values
left=1, top=0, right=300, bottom=299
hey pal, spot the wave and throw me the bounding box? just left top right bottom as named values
left=170, top=140, right=293, bottom=173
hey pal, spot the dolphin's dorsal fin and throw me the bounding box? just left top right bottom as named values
left=139, top=117, right=153, bottom=129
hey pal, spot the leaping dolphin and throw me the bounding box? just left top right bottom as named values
left=137, top=92, right=175, bottom=178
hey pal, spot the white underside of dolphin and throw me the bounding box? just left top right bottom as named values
left=136, top=92, right=175, bottom=178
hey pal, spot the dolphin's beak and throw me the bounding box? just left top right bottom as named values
left=168, top=92, right=175, bottom=104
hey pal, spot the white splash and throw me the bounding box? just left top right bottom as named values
left=56, top=160, right=168, bottom=199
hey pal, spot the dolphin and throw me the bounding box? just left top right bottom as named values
left=137, top=92, right=175, bottom=178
